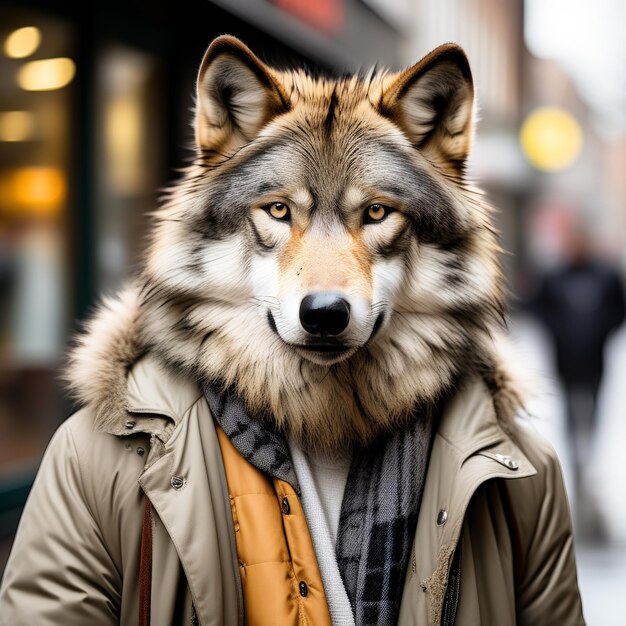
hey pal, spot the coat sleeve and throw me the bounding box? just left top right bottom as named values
left=514, top=442, right=585, bottom=626
left=0, top=418, right=121, bottom=626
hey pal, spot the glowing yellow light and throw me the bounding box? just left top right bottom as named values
left=0, top=111, right=36, bottom=141
left=0, top=167, right=66, bottom=218
left=520, top=107, right=583, bottom=172
left=105, top=95, right=144, bottom=194
left=4, top=26, right=41, bottom=58
left=17, top=57, right=76, bottom=91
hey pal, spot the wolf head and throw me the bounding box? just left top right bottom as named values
left=77, top=36, right=513, bottom=450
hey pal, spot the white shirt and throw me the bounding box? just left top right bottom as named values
left=288, top=438, right=356, bottom=626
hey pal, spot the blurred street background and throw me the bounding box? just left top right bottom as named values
left=0, top=1, right=625, bottom=623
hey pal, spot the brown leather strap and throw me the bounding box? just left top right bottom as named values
left=139, top=495, right=153, bottom=626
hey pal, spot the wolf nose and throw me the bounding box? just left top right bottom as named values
left=299, top=293, right=351, bottom=336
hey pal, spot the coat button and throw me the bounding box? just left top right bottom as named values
left=494, top=454, right=519, bottom=470
left=171, top=475, right=185, bottom=490
left=436, top=509, right=448, bottom=526
left=136, top=447, right=145, bottom=456
left=282, top=497, right=290, bottom=515
left=125, top=420, right=136, bottom=429
left=299, top=581, right=308, bottom=597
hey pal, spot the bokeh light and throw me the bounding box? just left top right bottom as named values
left=17, top=57, right=75, bottom=91
left=0, top=111, right=36, bottom=142
left=3, top=26, right=41, bottom=59
left=0, top=167, right=66, bottom=218
left=520, top=107, right=583, bottom=171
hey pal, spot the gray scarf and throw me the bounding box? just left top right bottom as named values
left=204, top=384, right=439, bottom=626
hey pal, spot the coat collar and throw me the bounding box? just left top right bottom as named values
left=433, top=375, right=537, bottom=553
left=121, top=359, right=538, bottom=522
left=89, top=354, right=201, bottom=441
left=110, top=355, right=536, bottom=478
left=126, top=355, right=202, bottom=424
left=437, top=375, right=532, bottom=466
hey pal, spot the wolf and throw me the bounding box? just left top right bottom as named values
left=0, top=36, right=583, bottom=626
left=68, top=36, right=517, bottom=452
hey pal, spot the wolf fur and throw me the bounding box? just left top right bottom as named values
left=66, top=36, right=523, bottom=452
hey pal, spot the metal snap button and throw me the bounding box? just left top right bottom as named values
left=136, top=447, right=145, bottom=456
left=299, top=581, right=308, bottom=597
left=494, top=453, right=519, bottom=470
left=125, top=420, right=136, bottom=429
left=171, top=475, right=185, bottom=490
left=436, top=509, right=448, bottom=526
left=281, top=497, right=290, bottom=515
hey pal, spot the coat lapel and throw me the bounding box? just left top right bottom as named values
left=399, top=377, right=537, bottom=624
left=138, top=395, right=243, bottom=626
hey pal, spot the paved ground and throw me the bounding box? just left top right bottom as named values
left=511, top=316, right=626, bottom=626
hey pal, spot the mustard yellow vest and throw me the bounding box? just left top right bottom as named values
left=215, top=424, right=333, bottom=626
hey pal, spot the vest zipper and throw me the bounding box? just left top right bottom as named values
left=440, top=538, right=463, bottom=626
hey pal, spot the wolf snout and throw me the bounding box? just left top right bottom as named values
left=299, top=293, right=351, bottom=336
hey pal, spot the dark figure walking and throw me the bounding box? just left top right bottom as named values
left=533, top=234, right=626, bottom=533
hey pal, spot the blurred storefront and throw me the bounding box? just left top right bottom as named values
left=0, top=0, right=401, bottom=568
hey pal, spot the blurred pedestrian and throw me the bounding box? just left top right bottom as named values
left=533, top=228, right=626, bottom=534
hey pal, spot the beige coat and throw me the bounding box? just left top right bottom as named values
left=0, top=355, right=585, bottom=625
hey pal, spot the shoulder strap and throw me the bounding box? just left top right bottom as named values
left=139, top=495, right=153, bottom=626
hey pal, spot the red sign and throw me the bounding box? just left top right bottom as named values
left=271, top=0, right=345, bottom=34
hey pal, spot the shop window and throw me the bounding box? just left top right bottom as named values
left=0, top=7, right=74, bottom=559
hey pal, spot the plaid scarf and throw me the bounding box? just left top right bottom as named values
left=204, top=384, right=438, bottom=626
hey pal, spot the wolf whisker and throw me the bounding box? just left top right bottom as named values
left=250, top=296, right=280, bottom=305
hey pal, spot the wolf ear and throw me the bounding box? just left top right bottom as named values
left=195, top=35, right=289, bottom=157
left=381, top=44, right=474, bottom=176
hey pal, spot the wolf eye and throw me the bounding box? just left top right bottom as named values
left=264, top=202, right=290, bottom=222
left=364, top=204, right=392, bottom=224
